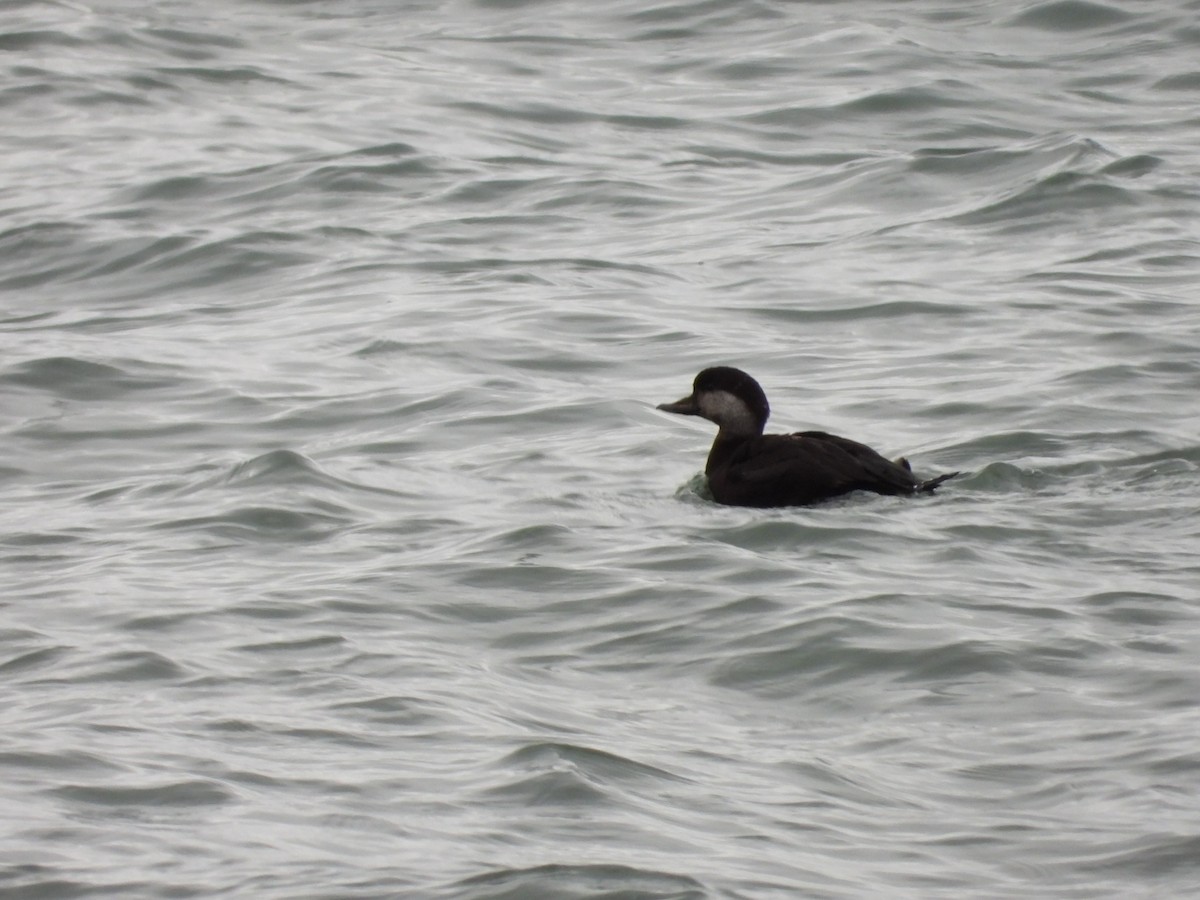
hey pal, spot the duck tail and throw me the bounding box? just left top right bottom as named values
left=916, top=471, right=960, bottom=493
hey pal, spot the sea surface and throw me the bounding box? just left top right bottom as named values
left=3, top=1, right=1200, bottom=897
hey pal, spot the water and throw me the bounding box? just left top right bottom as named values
left=3, top=0, right=1199, bottom=897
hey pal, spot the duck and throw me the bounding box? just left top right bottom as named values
left=656, top=366, right=958, bottom=507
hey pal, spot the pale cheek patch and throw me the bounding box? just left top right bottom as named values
left=699, top=390, right=758, bottom=435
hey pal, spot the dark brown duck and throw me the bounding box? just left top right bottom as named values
left=657, top=366, right=958, bottom=507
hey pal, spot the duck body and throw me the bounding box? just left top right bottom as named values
left=657, top=367, right=957, bottom=508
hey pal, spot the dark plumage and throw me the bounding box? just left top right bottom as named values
left=656, top=366, right=958, bottom=508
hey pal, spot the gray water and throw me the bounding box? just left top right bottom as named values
left=3, top=1, right=1200, bottom=897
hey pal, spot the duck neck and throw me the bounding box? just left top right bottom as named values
left=705, top=430, right=754, bottom=475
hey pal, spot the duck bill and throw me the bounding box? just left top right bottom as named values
left=657, top=394, right=700, bottom=416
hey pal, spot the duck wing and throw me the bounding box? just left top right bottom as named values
left=796, top=432, right=961, bottom=493
left=792, top=431, right=918, bottom=492
left=709, top=432, right=919, bottom=507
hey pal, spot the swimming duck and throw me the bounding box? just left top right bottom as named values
left=657, top=366, right=958, bottom=507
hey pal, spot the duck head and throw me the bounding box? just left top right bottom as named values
left=657, top=366, right=770, bottom=437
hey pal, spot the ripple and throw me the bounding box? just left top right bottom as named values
left=0, top=645, right=72, bottom=675
left=501, top=741, right=690, bottom=784
left=710, top=627, right=1017, bottom=697
left=49, top=779, right=233, bottom=808
left=221, top=449, right=354, bottom=491
left=2, top=357, right=184, bottom=401
left=0, top=30, right=85, bottom=52
left=445, top=864, right=708, bottom=900
left=1010, top=0, right=1132, bottom=31
left=151, top=504, right=352, bottom=542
